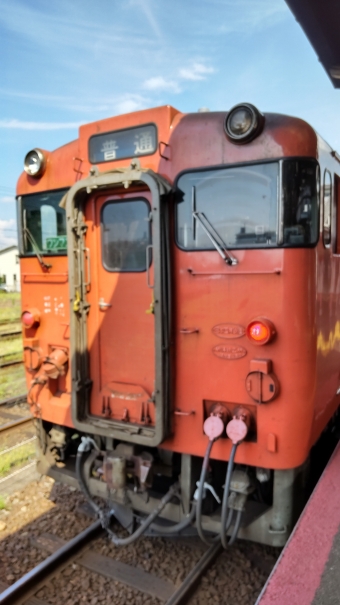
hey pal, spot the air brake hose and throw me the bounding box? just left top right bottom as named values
left=196, top=415, right=228, bottom=545
left=220, top=442, right=239, bottom=549
left=76, top=437, right=103, bottom=520
left=76, top=437, right=181, bottom=546
left=228, top=509, right=243, bottom=546
left=106, top=482, right=180, bottom=546
left=220, top=415, right=249, bottom=548
left=195, top=440, right=220, bottom=545
left=149, top=502, right=197, bottom=535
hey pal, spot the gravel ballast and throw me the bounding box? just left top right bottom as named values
left=0, top=479, right=280, bottom=604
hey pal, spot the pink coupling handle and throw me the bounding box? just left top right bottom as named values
left=203, top=415, right=224, bottom=441
left=226, top=417, right=248, bottom=445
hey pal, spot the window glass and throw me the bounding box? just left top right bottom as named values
left=282, top=160, right=319, bottom=246
left=323, top=170, right=332, bottom=247
left=335, top=175, right=340, bottom=254
left=89, top=125, right=157, bottom=164
left=21, top=189, right=68, bottom=255
left=176, top=163, right=279, bottom=249
left=102, top=199, right=151, bottom=271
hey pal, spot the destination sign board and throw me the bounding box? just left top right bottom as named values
left=89, top=124, right=157, bottom=164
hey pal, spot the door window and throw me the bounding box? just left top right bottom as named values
left=101, top=199, right=151, bottom=271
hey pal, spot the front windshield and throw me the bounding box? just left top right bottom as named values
left=176, top=160, right=319, bottom=250
left=176, top=163, right=279, bottom=249
left=20, top=189, right=68, bottom=255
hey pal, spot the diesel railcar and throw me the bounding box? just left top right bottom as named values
left=17, top=103, right=340, bottom=546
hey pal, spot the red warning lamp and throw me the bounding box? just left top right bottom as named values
left=21, top=308, right=40, bottom=329
left=247, top=318, right=276, bottom=345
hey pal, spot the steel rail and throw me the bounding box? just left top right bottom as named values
left=0, top=319, right=20, bottom=326
left=0, top=330, right=21, bottom=339
left=0, top=359, right=23, bottom=369
left=164, top=541, right=222, bottom=605
left=0, top=394, right=27, bottom=407
left=0, top=416, right=33, bottom=434
left=0, top=520, right=103, bottom=605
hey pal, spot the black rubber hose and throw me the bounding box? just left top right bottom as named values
left=195, top=440, right=221, bottom=545
left=76, top=441, right=183, bottom=546
left=76, top=450, right=103, bottom=519
left=106, top=482, right=180, bottom=546
left=228, top=509, right=242, bottom=546
left=150, top=502, right=197, bottom=534
left=220, top=442, right=238, bottom=549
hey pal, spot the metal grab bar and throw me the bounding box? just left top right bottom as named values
left=146, top=245, right=154, bottom=288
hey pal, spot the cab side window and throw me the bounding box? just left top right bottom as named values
left=335, top=175, right=340, bottom=254
left=323, top=170, right=332, bottom=247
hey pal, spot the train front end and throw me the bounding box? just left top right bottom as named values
left=17, top=104, right=327, bottom=547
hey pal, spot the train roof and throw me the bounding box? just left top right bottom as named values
left=16, top=106, right=339, bottom=195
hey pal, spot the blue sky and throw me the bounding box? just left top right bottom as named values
left=1, top=0, right=339, bottom=248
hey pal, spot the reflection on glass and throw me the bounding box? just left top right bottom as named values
left=21, top=190, right=67, bottom=254
left=176, top=160, right=319, bottom=250
left=41, top=205, right=57, bottom=248
left=176, top=163, right=279, bottom=249
left=283, top=160, right=319, bottom=246
left=102, top=199, right=151, bottom=271
left=323, top=170, right=332, bottom=247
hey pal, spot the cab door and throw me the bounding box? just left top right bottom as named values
left=67, top=168, right=171, bottom=446
left=91, top=190, right=156, bottom=427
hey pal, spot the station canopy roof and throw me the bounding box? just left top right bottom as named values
left=286, top=0, right=340, bottom=88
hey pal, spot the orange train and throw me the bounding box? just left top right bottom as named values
left=17, top=103, right=340, bottom=546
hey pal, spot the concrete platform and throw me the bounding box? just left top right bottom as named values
left=256, top=441, right=340, bottom=605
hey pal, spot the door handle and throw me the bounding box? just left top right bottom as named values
left=99, top=297, right=112, bottom=310
left=179, top=328, right=200, bottom=334
left=146, top=245, right=154, bottom=289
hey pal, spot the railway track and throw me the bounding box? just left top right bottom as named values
left=0, top=396, right=32, bottom=436
left=0, top=359, right=23, bottom=369
left=0, top=520, right=222, bottom=605
left=0, top=330, right=21, bottom=340
left=0, top=394, right=27, bottom=407
left=0, top=319, right=20, bottom=327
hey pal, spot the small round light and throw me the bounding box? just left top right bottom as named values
left=24, top=148, right=46, bottom=177
left=22, top=312, right=34, bottom=327
left=247, top=318, right=276, bottom=345
left=225, top=103, right=264, bottom=144
left=21, top=308, right=40, bottom=328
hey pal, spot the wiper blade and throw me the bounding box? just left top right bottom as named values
left=193, top=210, right=238, bottom=266
left=23, top=227, right=52, bottom=270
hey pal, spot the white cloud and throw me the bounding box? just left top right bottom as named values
left=179, top=63, right=215, bottom=81
left=0, top=196, right=15, bottom=204
left=0, top=219, right=17, bottom=250
left=143, top=77, right=181, bottom=93
left=114, top=96, right=148, bottom=115
left=0, top=119, right=81, bottom=131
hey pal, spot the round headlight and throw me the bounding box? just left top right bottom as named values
left=225, top=103, right=264, bottom=144
left=24, top=148, right=46, bottom=177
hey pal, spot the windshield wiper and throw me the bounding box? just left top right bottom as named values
left=23, top=227, right=52, bottom=269
left=23, top=212, right=52, bottom=270
left=191, top=186, right=238, bottom=266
